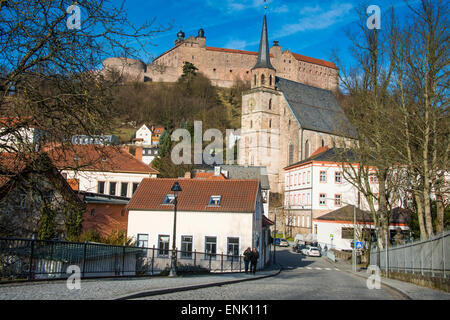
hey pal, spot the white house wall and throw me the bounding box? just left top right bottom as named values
left=127, top=210, right=264, bottom=268
left=63, top=170, right=155, bottom=197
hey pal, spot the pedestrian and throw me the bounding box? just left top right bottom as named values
left=243, top=247, right=252, bottom=274
left=250, top=247, right=259, bottom=275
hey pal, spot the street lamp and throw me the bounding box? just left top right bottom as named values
left=169, top=181, right=182, bottom=277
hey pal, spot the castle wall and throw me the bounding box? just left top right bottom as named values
left=104, top=35, right=339, bottom=90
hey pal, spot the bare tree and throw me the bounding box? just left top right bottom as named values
left=390, top=0, right=449, bottom=238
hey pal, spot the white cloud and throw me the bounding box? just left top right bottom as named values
left=224, top=40, right=249, bottom=50
left=208, top=0, right=273, bottom=14
left=275, top=3, right=354, bottom=39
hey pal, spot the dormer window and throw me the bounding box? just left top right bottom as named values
left=162, top=194, right=175, bottom=204
left=209, top=195, right=221, bottom=206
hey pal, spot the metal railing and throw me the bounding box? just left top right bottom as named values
left=370, top=230, right=450, bottom=278
left=0, top=238, right=244, bottom=282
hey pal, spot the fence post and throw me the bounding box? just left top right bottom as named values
left=431, top=238, right=434, bottom=277
left=240, top=255, right=242, bottom=273
left=122, top=246, right=126, bottom=276
left=221, top=253, right=223, bottom=272
left=194, top=249, right=197, bottom=266
left=443, top=233, right=446, bottom=278
left=231, top=254, right=234, bottom=272
left=209, top=253, right=212, bottom=272
left=82, top=241, right=87, bottom=278
left=151, top=245, right=155, bottom=275
left=28, top=239, right=35, bottom=281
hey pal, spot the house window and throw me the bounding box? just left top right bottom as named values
left=98, top=181, right=105, bottom=194
left=158, top=235, right=170, bottom=257
left=307, top=216, right=310, bottom=228
left=320, top=171, right=326, bottom=183
left=208, top=195, right=221, bottom=206
left=109, top=182, right=117, bottom=196
left=121, top=183, right=128, bottom=197
left=163, top=194, right=175, bottom=204
left=181, top=236, right=193, bottom=259
left=370, top=175, right=378, bottom=183
left=205, top=237, right=217, bottom=260
left=342, top=228, right=354, bottom=240
left=90, top=209, right=95, bottom=216
left=121, top=209, right=125, bottom=217
left=227, top=237, right=239, bottom=259
left=319, top=194, right=326, bottom=205
left=335, top=172, right=342, bottom=184
left=136, top=234, right=148, bottom=248
left=307, top=171, right=310, bottom=184
left=335, top=194, right=342, bottom=206
left=132, top=183, right=139, bottom=195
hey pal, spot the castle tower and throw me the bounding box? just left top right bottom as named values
left=239, top=11, right=282, bottom=193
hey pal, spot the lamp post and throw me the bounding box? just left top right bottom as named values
left=169, top=181, right=182, bottom=277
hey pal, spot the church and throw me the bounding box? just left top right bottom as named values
left=237, top=13, right=353, bottom=194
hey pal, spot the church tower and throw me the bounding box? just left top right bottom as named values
left=239, top=10, right=282, bottom=193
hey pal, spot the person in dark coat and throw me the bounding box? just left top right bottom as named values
left=250, top=247, right=259, bottom=275
left=243, top=247, right=252, bottom=274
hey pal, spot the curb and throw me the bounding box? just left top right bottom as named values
left=114, top=266, right=282, bottom=300
left=322, top=258, right=412, bottom=300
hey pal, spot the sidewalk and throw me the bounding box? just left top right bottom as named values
left=0, top=265, right=281, bottom=300
left=324, top=257, right=450, bottom=300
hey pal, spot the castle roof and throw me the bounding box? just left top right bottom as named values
left=276, top=77, right=356, bottom=138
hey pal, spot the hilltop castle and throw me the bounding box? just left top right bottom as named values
left=103, top=27, right=339, bottom=90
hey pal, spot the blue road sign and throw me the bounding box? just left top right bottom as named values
left=356, top=241, right=363, bottom=249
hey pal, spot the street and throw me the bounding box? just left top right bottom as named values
left=137, top=247, right=406, bottom=300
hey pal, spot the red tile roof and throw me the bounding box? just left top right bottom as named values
left=291, top=53, right=338, bottom=70
left=127, top=178, right=260, bottom=213
left=194, top=172, right=227, bottom=180
left=47, top=145, right=159, bottom=174
left=0, top=153, right=30, bottom=188
left=310, top=146, right=329, bottom=158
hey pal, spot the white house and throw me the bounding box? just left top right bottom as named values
left=126, top=178, right=271, bottom=270
left=283, top=147, right=383, bottom=238
left=49, top=145, right=158, bottom=198
left=0, top=117, right=47, bottom=151
left=134, top=124, right=153, bottom=145
left=313, top=206, right=411, bottom=251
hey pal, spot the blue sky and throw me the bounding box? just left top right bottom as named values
left=120, top=0, right=419, bottom=68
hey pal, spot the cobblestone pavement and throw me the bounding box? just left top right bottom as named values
left=0, top=269, right=279, bottom=300
left=136, top=248, right=407, bottom=300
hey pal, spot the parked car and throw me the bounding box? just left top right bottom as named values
left=278, top=239, right=289, bottom=247
left=293, top=243, right=306, bottom=253
left=302, top=246, right=321, bottom=257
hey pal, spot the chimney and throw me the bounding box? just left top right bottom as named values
left=184, top=172, right=192, bottom=179
left=214, top=166, right=221, bottom=177
left=135, top=146, right=143, bottom=161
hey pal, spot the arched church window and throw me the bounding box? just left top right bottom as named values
left=289, top=144, right=294, bottom=166
left=261, top=74, right=265, bottom=85
left=305, top=140, right=310, bottom=159
left=250, top=120, right=253, bottom=129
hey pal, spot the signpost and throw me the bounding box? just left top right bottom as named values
left=356, top=241, right=363, bottom=249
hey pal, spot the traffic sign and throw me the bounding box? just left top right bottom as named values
left=356, top=241, right=363, bottom=249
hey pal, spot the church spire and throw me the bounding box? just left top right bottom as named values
left=252, top=12, right=275, bottom=71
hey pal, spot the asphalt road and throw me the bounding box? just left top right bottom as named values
left=138, top=247, right=406, bottom=300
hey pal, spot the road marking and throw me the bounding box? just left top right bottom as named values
left=335, top=268, right=339, bottom=271
left=315, top=267, right=322, bottom=270
left=325, top=268, right=331, bottom=270
left=306, top=267, right=312, bottom=270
